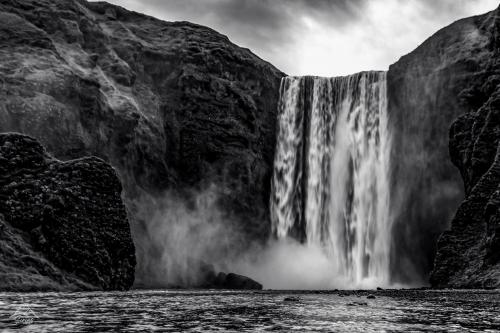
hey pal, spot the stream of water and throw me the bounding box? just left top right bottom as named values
left=271, top=72, right=392, bottom=288
left=1, top=289, right=499, bottom=332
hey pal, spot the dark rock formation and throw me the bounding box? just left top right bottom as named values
left=169, top=259, right=262, bottom=290
left=283, top=296, right=301, bottom=302
left=0, top=0, right=284, bottom=286
left=387, top=5, right=500, bottom=284
left=430, top=89, right=500, bottom=288
left=0, top=213, right=95, bottom=291
left=0, top=133, right=136, bottom=291
left=213, top=272, right=263, bottom=290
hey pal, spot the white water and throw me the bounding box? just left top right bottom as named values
left=270, top=72, right=392, bottom=288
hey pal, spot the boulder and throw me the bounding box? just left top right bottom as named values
left=214, top=272, right=263, bottom=290
left=0, top=133, right=136, bottom=291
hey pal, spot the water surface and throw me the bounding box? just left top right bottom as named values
left=0, top=289, right=499, bottom=332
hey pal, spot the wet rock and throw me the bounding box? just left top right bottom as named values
left=367, top=294, right=376, bottom=299
left=283, top=296, right=300, bottom=302
left=347, top=302, right=368, bottom=306
left=0, top=133, right=136, bottom=291
left=214, top=272, right=228, bottom=287
left=215, top=272, right=263, bottom=290
left=189, top=260, right=263, bottom=290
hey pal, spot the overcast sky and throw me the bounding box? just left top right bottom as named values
left=99, top=0, right=499, bottom=76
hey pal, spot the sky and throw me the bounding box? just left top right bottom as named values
left=98, top=0, right=499, bottom=76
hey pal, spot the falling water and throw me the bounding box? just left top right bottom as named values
left=270, top=72, right=392, bottom=288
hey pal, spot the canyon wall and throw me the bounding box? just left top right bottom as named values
left=0, top=0, right=284, bottom=286
left=430, top=89, right=500, bottom=288
left=388, top=5, right=500, bottom=285
left=1, top=0, right=499, bottom=289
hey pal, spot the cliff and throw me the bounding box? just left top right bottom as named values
left=387, top=5, right=500, bottom=284
left=0, top=0, right=284, bottom=286
left=430, top=90, right=500, bottom=288
left=0, top=133, right=136, bottom=291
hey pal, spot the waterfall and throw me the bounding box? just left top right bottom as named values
left=270, top=72, right=392, bottom=287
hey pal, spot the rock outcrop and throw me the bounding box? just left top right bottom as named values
left=0, top=0, right=284, bottom=286
left=214, top=272, right=263, bottom=290
left=430, top=81, right=500, bottom=288
left=0, top=133, right=136, bottom=291
left=191, top=261, right=263, bottom=290
left=387, top=5, right=500, bottom=284
left=151, top=259, right=263, bottom=290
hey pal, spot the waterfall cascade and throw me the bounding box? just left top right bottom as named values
left=270, top=72, right=392, bottom=288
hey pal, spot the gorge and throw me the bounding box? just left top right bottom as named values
left=0, top=0, right=499, bottom=290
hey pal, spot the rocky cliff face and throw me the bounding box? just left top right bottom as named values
left=430, top=91, right=500, bottom=288
left=0, top=133, right=136, bottom=291
left=0, top=0, right=284, bottom=286
left=387, top=6, right=500, bottom=284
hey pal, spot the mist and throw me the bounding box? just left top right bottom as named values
left=130, top=186, right=247, bottom=288
left=128, top=185, right=340, bottom=289
left=230, top=240, right=350, bottom=290
left=129, top=184, right=413, bottom=290
left=129, top=185, right=336, bottom=289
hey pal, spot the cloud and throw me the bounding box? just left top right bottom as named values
left=97, top=0, right=499, bottom=76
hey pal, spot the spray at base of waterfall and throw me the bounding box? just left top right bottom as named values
left=230, top=239, right=407, bottom=290
left=129, top=184, right=402, bottom=290
left=130, top=186, right=249, bottom=288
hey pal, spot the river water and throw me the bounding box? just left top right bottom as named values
left=0, top=289, right=499, bottom=332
